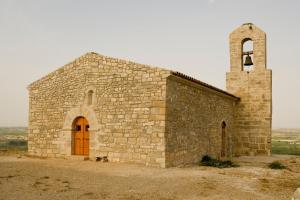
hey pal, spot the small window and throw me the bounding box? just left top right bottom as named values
left=88, top=90, right=93, bottom=105
left=86, top=125, right=89, bottom=131
left=76, top=125, right=81, bottom=131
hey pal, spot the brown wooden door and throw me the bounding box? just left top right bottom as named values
left=74, top=117, right=89, bottom=155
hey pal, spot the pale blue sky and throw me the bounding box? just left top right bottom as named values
left=0, top=0, right=299, bottom=128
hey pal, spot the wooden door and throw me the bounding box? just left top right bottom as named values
left=74, top=117, right=89, bottom=155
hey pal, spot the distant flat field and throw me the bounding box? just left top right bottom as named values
left=272, top=129, right=300, bottom=156
left=0, top=127, right=27, bottom=152
left=0, top=127, right=27, bottom=135
left=1, top=127, right=300, bottom=155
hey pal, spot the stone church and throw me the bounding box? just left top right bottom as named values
left=28, top=23, right=272, bottom=168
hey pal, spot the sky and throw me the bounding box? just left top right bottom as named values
left=0, top=0, right=299, bottom=128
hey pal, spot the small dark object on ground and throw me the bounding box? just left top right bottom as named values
left=103, top=156, right=108, bottom=162
left=96, top=157, right=102, bottom=162
left=200, top=155, right=239, bottom=168
left=201, top=155, right=211, bottom=163
left=96, top=156, right=108, bottom=162
left=268, top=161, right=286, bottom=169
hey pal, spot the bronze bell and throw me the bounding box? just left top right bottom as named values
left=244, top=54, right=253, bottom=66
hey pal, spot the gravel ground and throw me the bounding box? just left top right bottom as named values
left=0, top=154, right=299, bottom=200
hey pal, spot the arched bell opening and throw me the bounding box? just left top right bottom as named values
left=242, top=38, right=254, bottom=71
left=71, top=116, right=90, bottom=156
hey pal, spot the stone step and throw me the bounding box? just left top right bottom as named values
left=67, top=155, right=89, bottom=161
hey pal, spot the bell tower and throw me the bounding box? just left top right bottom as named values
left=226, top=23, right=272, bottom=156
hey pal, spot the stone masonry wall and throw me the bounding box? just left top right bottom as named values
left=165, top=75, right=237, bottom=167
left=226, top=23, right=272, bottom=156
left=28, top=52, right=170, bottom=167
left=227, top=70, right=272, bottom=155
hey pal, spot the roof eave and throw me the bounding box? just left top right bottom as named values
left=171, top=71, right=240, bottom=100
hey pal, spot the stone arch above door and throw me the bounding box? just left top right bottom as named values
left=60, top=105, right=99, bottom=157
left=62, top=105, right=99, bottom=131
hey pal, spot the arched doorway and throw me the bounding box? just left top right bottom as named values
left=72, top=117, right=89, bottom=155
left=221, top=121, right=226, bottom=157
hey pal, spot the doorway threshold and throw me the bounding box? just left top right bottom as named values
left=67, top=155, right=89, bottom=161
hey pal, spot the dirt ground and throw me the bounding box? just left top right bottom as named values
left=0, top=154, right=300, bottom=200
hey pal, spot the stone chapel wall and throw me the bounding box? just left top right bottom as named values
left=165, top=75, right=237, bottom=167
left=28, top=53, right=170, bottom=167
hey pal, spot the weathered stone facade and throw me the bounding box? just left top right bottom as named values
left=28, top=54, right=170, bottom=167
left=28, top=23, right=272, bottom=167
left=226, top=23, right=272, bottom=156
left=165, top=74, right=237, bottom=167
